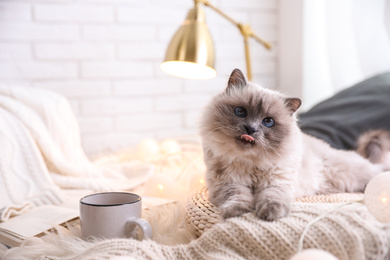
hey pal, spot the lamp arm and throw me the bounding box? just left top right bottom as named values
left=195, top=0, right=271, bottom=80
left=196, top=0, right=272, bottom=50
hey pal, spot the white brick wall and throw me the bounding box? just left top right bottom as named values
left=0, top=0, right=278, bottom=157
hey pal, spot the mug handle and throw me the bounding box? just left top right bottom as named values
left=126, top=217, right=152, bottom=240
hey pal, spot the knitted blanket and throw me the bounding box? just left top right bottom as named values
left=0, top=86, right=152, bottom=221
left=2, top=202, right=389, bottom=260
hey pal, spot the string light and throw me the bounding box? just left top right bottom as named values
left=144, top=173, right=176, bottom=198
left=135, top=139, right=160, bottom=162
left=364, top=171, right=390, bottom=223
left=290, top=249, right=338, bottom=260
left=159, top=139, right=181, bottom=155
left=293, top=172, right=390, bottom=259
left=189, top=171, right=206, bottom=191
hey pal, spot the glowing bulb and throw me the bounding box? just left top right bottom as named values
left=135, top=139, right=160, bottom=162
left=380, top=194, right=389, bottom=204
left=290, top=249, right=338, bottom=260
left=144, top=173, right=175, bottom=199
left=159, top=139, right=181, bottom=155
left=364, top=171, right=390, bottom=223
left=189, top=171, right=206, bottom=191
left=160, top=61, right=216, bottom=80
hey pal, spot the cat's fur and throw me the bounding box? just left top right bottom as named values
left=357, top=129, right=390, bottom=168
left=200, top=68, right=389, bottom=221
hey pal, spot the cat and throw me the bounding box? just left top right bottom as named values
left=200, top=68, right=390, bottom=221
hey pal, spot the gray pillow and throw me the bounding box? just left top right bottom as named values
left=299, top=72, right=390, bottom=150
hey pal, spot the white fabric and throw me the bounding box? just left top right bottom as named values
left=0, top=85, right=152, bottom=221
left=287, top=0, right=390, bottom=110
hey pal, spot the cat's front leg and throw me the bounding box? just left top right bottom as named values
left=209, top=184, right=254, bottom=219
left=254, top=186, right=293, bottom=221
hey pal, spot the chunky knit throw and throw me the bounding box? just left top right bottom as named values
left=3, top=202, right=389, bottom=260
left=0, top=85, right=152, bottom=222
left=78, top=203, right=390, bottom=260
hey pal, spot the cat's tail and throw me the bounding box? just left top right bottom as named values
left=357, top=129, right=390, bottom=170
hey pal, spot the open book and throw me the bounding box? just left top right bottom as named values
left=0, top=205, right=79, bottom=248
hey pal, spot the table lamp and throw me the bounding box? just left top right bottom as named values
left=160, top=0, right=272, bottom=81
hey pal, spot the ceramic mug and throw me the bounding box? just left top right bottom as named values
left=79, top=192, right=152, bottom=240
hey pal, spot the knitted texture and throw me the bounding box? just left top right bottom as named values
left=186, top=187, right=365, bottom=236
left=22, top=202, right=389, bottom=260
left=0, top=85, right=153, bottom=221
left=0, top=90, right=64, bottom=221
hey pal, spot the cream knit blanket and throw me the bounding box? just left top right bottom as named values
left=2, top=202, right=390, bottom=260
left=0, top=86, right=152, bottom=221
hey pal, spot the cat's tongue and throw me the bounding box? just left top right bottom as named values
left=240, top=134, right=254, bottom=142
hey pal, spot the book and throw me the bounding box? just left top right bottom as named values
left=0, top=205, right=79, bottom=248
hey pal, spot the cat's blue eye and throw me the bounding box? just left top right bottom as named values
left=234, top=106, right=247, bottom=118
left=262, top=117, right=275, bottom=127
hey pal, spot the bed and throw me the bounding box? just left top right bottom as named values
left=1, top=72, right=390, bottom=260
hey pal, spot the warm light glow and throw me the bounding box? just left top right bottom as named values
left=199, top=178, right=205, bottom=184
left=160, top=61, right=216, bottom=80
left=364, top=171, right=390, bottom=223
left=290, top=249, right=338, bottom=260
left=380, top=194, right=389, bottom=204
left=135, top=139, right=160, bottom=162
left=144, top=173, right=177, bottom=199
left=160, top=139, right=181, bottom=155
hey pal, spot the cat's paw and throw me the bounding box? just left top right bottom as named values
left=255, top=201, right=290, bottom=221
left=220, top=203, right=252, bottom=219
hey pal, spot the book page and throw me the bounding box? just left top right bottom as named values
left=0, top=205, right=78, bottom=240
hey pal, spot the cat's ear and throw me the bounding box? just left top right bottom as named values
left=226, top=68, right=247, bottom=92
left=284, top=98, right=301, bottom=114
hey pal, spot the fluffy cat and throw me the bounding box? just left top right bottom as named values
left=200, top=68, right=389, bottom=221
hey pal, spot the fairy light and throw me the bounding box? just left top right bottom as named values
left=159, top=139, right=181, bottom=155
left=380, top=193, right=388, bottom=204
left=189, top=171, right=206, bottom=191
left=290, top=249, right=338, bottom=260
left=144, top=173, right=176, bottom=198
left=293, top=172, right=390, bottom=259
left=364, top=171, right=390, bottom=223
left=135, top=139, right=160, bottom=162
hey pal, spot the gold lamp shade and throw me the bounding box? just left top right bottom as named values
left=160, top=4, right=216, bottom=80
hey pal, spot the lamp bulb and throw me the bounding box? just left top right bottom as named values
left=364, top=171, right=390, bottom=223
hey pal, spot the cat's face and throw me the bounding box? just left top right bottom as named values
left=200, top=69, right=301, bottom=161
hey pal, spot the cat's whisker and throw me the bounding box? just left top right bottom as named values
left=266, top=144, right=283, bottom=159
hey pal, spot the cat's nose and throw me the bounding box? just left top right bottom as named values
left=244, top=125, right=258, bottom=135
